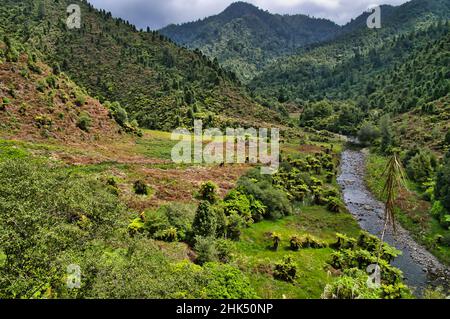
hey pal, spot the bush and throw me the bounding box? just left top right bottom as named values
left=0, top=159, right=125, bottom=298
left=406, top=150, right=435, bottom=183
left=290, top=236, right=301, bottom=251
left=75, top=94, right=86, bottom=106
left=192, top=201, right=217, bottom=238
left=154, top=226, right=178, bottom=242
left=444, top=130, right=450, bottom=146
left=202, top=263, right=257, bottom=299
left=215, top=239, right=234, bottom=263
left=158, top=203, right=196, bottom=241
left=326, top=196, right=345, bottom=213
left=435, top=152, right=450, bottom=212
left=322, top=268, right=380, bottom=299
left=107, top=101, right=129, bottom=126
left=142, top=210, right=170, bottom=237
left=34, top=115, right=52, bottom=128
left=194, top=236, right=217, bottom=265
left=77, top=112, right=92, bottom=132
left=272, top=232, right=281, bottom=251
left=196, top=181, right=218, bottom=204
left=238, top=171, right=292, bottom=219
left=274, top=256, right=297, bottom=283
left=133, top=180, right=149, bottom=195
left=357, top=122, right=380, bottom=146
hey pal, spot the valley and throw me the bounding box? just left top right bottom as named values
left=0, top=0, right=449, bottom=300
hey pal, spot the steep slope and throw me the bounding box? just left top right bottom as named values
left=160, top=2, right=340, bottom=82
left=0, top=0, right=284, bottom=131
left=0, top=40, right=122, bottom=143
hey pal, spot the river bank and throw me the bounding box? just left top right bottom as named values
left=337, top=148, right=450, bottom=296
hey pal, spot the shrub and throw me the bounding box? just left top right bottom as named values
left=128, top=217, right=145, bottom=235
left=133, top=180, right=148, bottom=195
left=192, top=201, right=217, bottom=238
left=225, top=211, right=246, bottom=241
left=298, top=234, right=327, bottom=249
left=107, top=101, right=129, bottom=126
left=154, top=226, right=178, bottom=242
left=326, top=196, right=345, bottom=213
left=290, top=236, right=301, bottom=251
left=274, top=256, right=298, bottom=283
left=0, top=97, right=10, bottom=111
left=77, top=112, right=92, bottom=132
left=142, top=210, right=170, bottom=237
left=75, top=94, right=86, bottom=106
left=223, top=189, right=254, bottom=226
left=406, top=150, right=435, bottom=183
left=215, top=239, right=234, bottom=263
left=194, top=236, right=217, bottom=265
left=0, top=159, right=125, bottom=298
left=380, top=283, right=412, bottom=299
left=238, top=176, right=292, bottom=219
left=271, top=232, right=282, bottom=251
left=322, top=268, right=380, bottom=299
left=444, top=130, right=450, bottom=146
left=158, top=203, right=196, bottom=241
left=203, top=263, right=257, bottom=299
left=196, top=181, right=218, bottom=204
left=34, top=115, right=52, bottom=128
left=435, top=152, right=450, bottom=212
left=357, top=122, right=380, bottom=146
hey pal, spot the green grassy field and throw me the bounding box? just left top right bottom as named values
left=234, top=205, right=361, bottom=298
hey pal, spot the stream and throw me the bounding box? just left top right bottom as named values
left=337, top=148, right=450, bottom=296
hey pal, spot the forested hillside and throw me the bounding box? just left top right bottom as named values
left=160, top=2, right=340, bottom=82
left=0, top=0, right=284, bottom=131
left=249, top=0, right=450, bottom=141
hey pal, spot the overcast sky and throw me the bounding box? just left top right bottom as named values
left=88, top=0, right=410, bottom=29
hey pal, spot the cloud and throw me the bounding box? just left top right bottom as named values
left=88, top=0, right=410, bottom=29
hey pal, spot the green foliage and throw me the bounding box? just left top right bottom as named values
left=238, top=169, right=292, bottom=219
left=271, top=232, right=281, bottom=251
left=330, top=232, right=403, bottom=286
left=143, top=210, right=170, bottom=237
left=77, top=112, right=92, bottom=132
left=322, top=268, right=380, bottom=299
left=133, top=180, right=149, bottom=195
left=273, top=256, right=298, bottom=283
left=192, top=201, right=217, bottom=238
left=405, top=150, right=436, bottom=183
left=358, top=122, right=380, bottom=146
left=196, top=181, right=219, bottom=204
left=379, top=115, right=393, bottom=154
left=435, top=152, right=450, bottom=212
left=158, top=203, right=196, bottom=241
left=0, top=0, right=281, bottom=131
left=194, top=236, right=218, bottom=265
left=0, top=159, right=125, bottom=298
left=444, top=130, right=450, bottom=146
left=160, top=2, right=339, bottom=82
left=106, top=101, right=128, bottom=126
left=74, top=93, right=86, bottom=107
left=202, top=262, right=258, bottom=299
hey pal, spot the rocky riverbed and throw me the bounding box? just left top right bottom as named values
left=337, top=148, right=450, bottom=296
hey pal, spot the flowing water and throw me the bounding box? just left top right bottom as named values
left=337, top=148, right=449, bottom=296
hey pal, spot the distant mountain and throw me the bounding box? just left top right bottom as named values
left=0, top=0, right=285, bottom=131
left=160, top=2, right=340, bottom=82
left=250, top=0, right=450, bottom=103
left=248, top=0, right=450, bottom=148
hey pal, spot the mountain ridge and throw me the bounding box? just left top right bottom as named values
left=160, top=1, right=340, bottom=82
